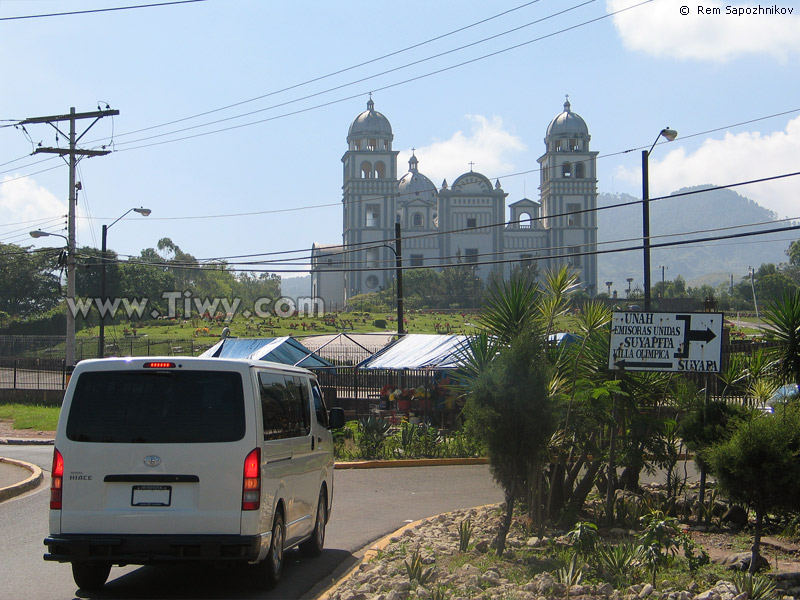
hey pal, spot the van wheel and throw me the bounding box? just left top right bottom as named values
left=301, top=489, right=327, bottom=557
left=262, top=512, right=285, bottom=588
left=72, top=561, right=111, bottom=591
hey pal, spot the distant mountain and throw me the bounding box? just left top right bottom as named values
left=597, top=186, right=793, bottom=291
left=280, top=274, right=311, bottom=299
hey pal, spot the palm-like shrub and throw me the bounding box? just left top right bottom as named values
left=762, top=290, right=800, bottom=387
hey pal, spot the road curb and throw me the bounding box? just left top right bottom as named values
left=0, top=457, right=43, bottom=503
left=315, top=502, right=499, bottom=600
left=315, top=515, right=431, bottom=600
left=335, top=457, right=488, bottom=469
left=0, top=437, right=54, bottom=445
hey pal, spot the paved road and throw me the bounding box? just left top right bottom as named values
left=0, top=445, right=502, bottom=599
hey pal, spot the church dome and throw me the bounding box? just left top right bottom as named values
left=348, top=98, right=393, bottom=140
left=546, top=97, right=589, bottom=138
left=398, top=154, right=436, bottom=202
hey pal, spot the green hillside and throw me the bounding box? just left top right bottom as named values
left=597, top=186, right=794, bottom=292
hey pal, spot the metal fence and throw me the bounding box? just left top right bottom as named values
left=0, top=336, right=784, bottom=411
left=0, top=335, right=219, bottom=362
left=0, top=357, right=66, bottom=390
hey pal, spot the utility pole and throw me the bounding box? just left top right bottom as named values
left=395, top=222, right=404, bottom=336
left=18, top=107, right=119, bottom=370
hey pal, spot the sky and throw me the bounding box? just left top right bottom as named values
left=1, top=0, right=799, bottom=285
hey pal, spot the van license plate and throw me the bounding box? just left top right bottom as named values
left=131, top=485, right=172, bottom=507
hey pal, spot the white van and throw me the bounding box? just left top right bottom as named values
left=43, top=357, right=344, bottom=591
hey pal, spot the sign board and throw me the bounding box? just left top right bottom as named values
left=608, top=312, right=723, bottom=373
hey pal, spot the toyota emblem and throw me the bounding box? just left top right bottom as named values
left=143, top=455, right=161, bottom=468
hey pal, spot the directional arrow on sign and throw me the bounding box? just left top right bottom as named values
left=614, top=359, right=673, bottom=370
left=674, top=315, right=717, bottom=359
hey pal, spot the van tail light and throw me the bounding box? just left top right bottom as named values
left=242, top=448, right=261, bottom=511
left=50, top=448, right=64, bottom=510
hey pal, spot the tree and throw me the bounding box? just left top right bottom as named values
left=756, top=272, right=797, bottom=304
left=0, top=243, right=62, bottom=318
left=787, top=240, right=800, bottom=267
left=401, top=269, right=443, bottom=308
left=679, top=397, right=749, bottom=509
left=439, top=264, right=483, bottom=308
left=465, top=321, right=555, bottom=555
left=704, top=409, right=800, bottom=574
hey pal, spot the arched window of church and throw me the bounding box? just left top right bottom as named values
left=374, top=162, right=386, bottom=179
left=575, top=162, right=585, bottom=179
left=562, top=162, right=572, bottom=178
left=361, top=161, right=372, bottom=179
left=519, top=212, right=532, bottom=229
left=412, top=213, right=423, bottom=228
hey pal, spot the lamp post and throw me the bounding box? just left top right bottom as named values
left=30, top=230, right=73, bottom=366
left=642, top=127, right=678, bottom=311
left=98, top=207, right=151, bottom=357
left=659, top=265, right=668, bottom=298
left=380, top=223, right=404, bottom=335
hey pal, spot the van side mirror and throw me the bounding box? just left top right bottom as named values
left=328, top=407, right=345, bottom=429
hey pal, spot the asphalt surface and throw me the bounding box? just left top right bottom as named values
left=0, top=443, right=502, bottom=599
left=0, top=459, right=28, bottom=488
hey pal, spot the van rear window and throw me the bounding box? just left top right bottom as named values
left=66, top=370, right=246, bottom=443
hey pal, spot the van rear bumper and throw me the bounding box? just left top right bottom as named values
left=43, top=533, right=265, bottom=564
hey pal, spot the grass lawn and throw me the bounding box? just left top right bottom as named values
left=76, top=310, right=486, bottom=342
left=0, top=404, right=60, bottom=431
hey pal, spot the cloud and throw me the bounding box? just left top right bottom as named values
left=0, top=176, right=67, bottom=246
left=612, top=115, right=800, bottom=219
left=397, top=115, right=526, bottom=186
left=607, top=0, right=800, bottom=62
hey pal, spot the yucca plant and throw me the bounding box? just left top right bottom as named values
left=404, top=549, right=434, bottom=585
left=593, top=541, right=638, bottom=588
left=458, top=518, right=472, bottom=552
left=431, top=586, right=448, bottom=600
left=556, top=553, right=584, bottom=587
left=762, top=290, right=800, bottom=389
left=732, top=571, right=777, bottom=600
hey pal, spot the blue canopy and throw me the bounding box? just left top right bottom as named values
left=200, top=337, right=333, bottom=368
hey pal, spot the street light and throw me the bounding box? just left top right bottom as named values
left=642, top=127, right=677, bottom=312
left=379, top=222, right=404, bottom=336
left=30, top=230, right=73, bottom=367
left=99, top=207, right=151, bottom=357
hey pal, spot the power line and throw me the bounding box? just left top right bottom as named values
left=87, top=169, right=800, bottom=269
left=72, top=219, right=800, bottom=276
left=81, top=171, right=800, bottom=271
left=111, top=0, right=649, bottom=152
left=0, top=0, right=207, bottom=21
left=110, top=0, right=549, bottom=139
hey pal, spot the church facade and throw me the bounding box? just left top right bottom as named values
left=311, top=98, right=598, bottom=309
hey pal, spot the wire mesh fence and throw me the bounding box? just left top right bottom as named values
left=0, top=335, right=783, bottom=413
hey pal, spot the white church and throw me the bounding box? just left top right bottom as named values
left=311, top=97, right=598, bottom=309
